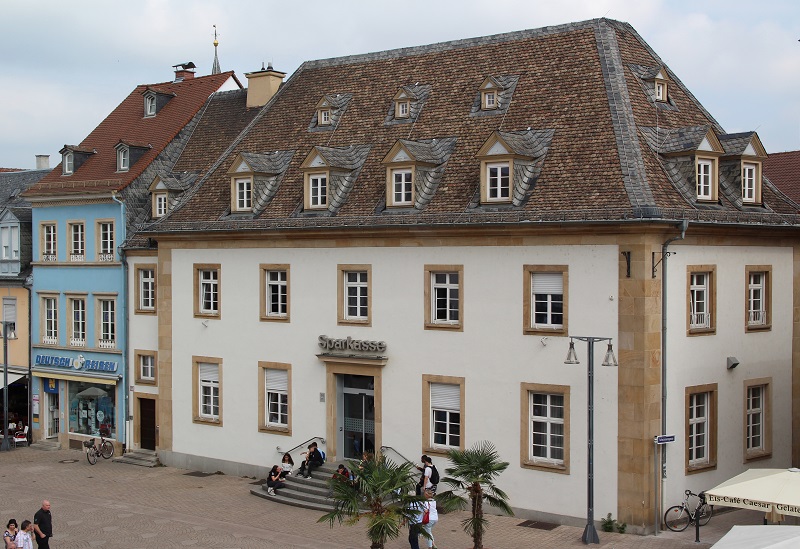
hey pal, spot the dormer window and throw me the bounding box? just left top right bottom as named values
left=391, top=169, right=413, bottom=205
left=395, top=100, right=410, bottom=119
left=477, top=135, right=516, bottom=204
left=319, top=109, right=331, bottom=126
left=655, top=81, right=667, bottom=102
left=154, top=192, right=168, bottom=217
left=486, top=162, right=510, bottom=201
left=300, top=145, right=370, bottom=213
left=117, top=146, right=129, bottom=172
left=742, top=163, right=757, bottom=203
left=483, top=90, right=497, bottom=110
left=695, top=156, right=718, bottom=201
left=308, top=173, right=328, bottom=209
left=145, top=94, right=156, bottom=117
left=234, top=177, right=253, bottom=211
left=63, top=152, right=74, bottom=175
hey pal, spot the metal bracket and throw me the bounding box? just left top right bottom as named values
left=652, top=251, right=674, bottom=278
left=621, top=251, right=631, bottom=278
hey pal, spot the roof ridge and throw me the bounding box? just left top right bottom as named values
left=303, top=18, right=621, bottom=69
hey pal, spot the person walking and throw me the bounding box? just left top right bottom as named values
left=32, top=501, right=52, bottom=549
left=14, top=522, right=32, bottom=549
left=421, top=490, right=438, bottom=549
left=416, top=455, right=434, bottom=495
left=3, top=519, right=18, bottom=549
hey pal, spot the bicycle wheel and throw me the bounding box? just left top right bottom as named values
left=86, top=449, right=97, bottom=465
left=697, top=504, right=713, bottom=526
left=664, top=505, right=690, bottom=532
left=100, top=440, right=114, bottom=459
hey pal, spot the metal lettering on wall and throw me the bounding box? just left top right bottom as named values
left=318, top=335, right=387, bottom=353
left=35, top=354, right=118, bottom=373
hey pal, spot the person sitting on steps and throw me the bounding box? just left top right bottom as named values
left=297, top=442, right=324, bottom=478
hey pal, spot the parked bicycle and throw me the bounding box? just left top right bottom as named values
left=83, top=436, right=114, bottom=465
left=664, top=489, right=713, bottom=532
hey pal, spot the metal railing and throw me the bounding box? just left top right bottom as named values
left=277, top=436, right=326, bottom=458
left=380, top=445, right=416, bottom=466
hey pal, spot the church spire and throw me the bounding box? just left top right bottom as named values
left=211, top=25, right=221, bottom=75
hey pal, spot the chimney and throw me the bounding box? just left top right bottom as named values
left=173, top=62, right=197, bottom=82
left=35, top=155, right=50, bottom=170
left=245, top=62, right=286, bottom=108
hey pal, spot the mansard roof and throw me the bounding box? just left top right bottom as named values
left=139, top=18, right=800, bottom=236
left=25, top=71, right=238, bottom=197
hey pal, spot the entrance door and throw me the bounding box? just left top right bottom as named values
left=339, top=374, right=375, bottom=459
left=45, top=391, right=59, bottom=439
left=139, top=399, right=156, bottom=450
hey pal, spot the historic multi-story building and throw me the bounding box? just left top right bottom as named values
left=22, top=65, right=240, bottom=451
left=122, top=19, right=798, bottom=533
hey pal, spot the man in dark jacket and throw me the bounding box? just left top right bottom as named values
left=298, top=442, right=324, bottom=478
left=33, top=500, right=53, bottom=549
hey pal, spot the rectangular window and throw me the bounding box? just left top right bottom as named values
left=524, top=267, right=567, bottom=334
left=1, top=297, right=16, bottom=339
left=687, top=266, right=715, bottom=334
left=0, top=225, right=19, bottom=260
left=140, top=354, right=155, bottom=381
left=745, top=266, right=771, bottom=331
left=430, top=381, right=462, bottom=450
left=98, top=298, right=116, bottom=349
left=696, top=159, right=714, bottom=200
left=392, top=169, right=413, bottom=206
left=655, top=81, right=665, bottom=101
left=686, top=384, right=717, bottom=472
left=259, top=362, right=291, bottom=433
left=69, top=297, right=86, bottom=347
left=742, top=163, right=757, bottom=203
left=744, top=378, right=771, bottom=461
left=425, top=266, right=463, bottom=331
left=145, top=95, right=156, bottom=117
left=137, top=267, right=156, bottom=314
left=42, top=296, right=58, bottom=345
left=135, top=350, right=158, bottom=385
left=235, top=177, right=252, bottom=211
left=194, top=265, right=221, bottom=317
left=118, top=147, right=129, bottom=171
left=319, top=109, right=331, bottom=125
left=154, top=193, right=168, bottom=217
left=528, top=392, right=566, bottom=466
left=309, top=174, right=328, bottom=208
left=260, top=265, right=289, bottom=321
left=98, top=221, right=114, bottom=261
left=69, top=222, right=85, bottom=261
left=396, top=100, right=410, bottom=118
left=42, top=223, right=57, bottom=261
left=198, top=362, right=220, bottom=421
left=63, top=152, right=74, bottom=175
left=486, top=162, right=510, bottom=201
left=338, top=265, right=371, bottom=325
left=483, top=91, right=496, bottom=109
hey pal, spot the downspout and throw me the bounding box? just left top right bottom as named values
left=111, top=192, right=129, bottom=452
left=660, top=220, right=688, bottom=522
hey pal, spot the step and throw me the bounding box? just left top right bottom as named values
left=29, top=440, right=61, bottom=451
left=112, top=450, right=160, bottom=467
left=250, top=487, right=334, bottom=512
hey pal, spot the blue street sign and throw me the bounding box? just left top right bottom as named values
left=655, top=435, right=675, bottom=444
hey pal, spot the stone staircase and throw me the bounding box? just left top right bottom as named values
left=112, top=448, right=161, bottom=467
left=250, top=463, right=338, bottom=511
left=30, top=440, right=61, bottom=451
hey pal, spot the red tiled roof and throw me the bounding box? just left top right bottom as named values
left=764, top=150, right=800, bottom=204
left=25, top=71, right=237, bottom=197
left=0, top=168, right=24, bottom=173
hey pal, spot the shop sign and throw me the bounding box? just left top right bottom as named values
left=35, top=353, right=118, bottom=373
left=318, top=335, right=387, bottom=353
left=43, top=378, right=59, bottom=394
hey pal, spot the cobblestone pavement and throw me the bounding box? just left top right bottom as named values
left=0, top=447, right=773, bottom=548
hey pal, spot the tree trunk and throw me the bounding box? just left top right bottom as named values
left=370, top=541, right=383, bottom=549
left=472, top=483, right=484, bottom=549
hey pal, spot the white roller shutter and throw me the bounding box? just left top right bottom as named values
left=265, top=369, right=288, bottom=391
left=198, top=363, right=219, bottom=382
left=532, top=272, right=563, bottom=294
left=431, top=383, right=460, bottom=412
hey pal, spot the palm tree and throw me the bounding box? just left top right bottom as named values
left=436, top=441, right=513, bottom=549
left=319, top=453, right=425, bottom=549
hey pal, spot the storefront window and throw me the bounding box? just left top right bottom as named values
left=68, top=381, right=116, bottom=439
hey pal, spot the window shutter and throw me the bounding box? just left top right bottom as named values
left=265, top=369, right=288, bottom=392
left=431, top=383, right=460, bottom=411
left=198, top=363, right=219, bottom=382
left=532, top=272, right=563, bottom=294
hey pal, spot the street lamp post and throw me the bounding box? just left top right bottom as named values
left=564, top=336, right=618, bottom=544
left=1, top=321, right=11, bottom=451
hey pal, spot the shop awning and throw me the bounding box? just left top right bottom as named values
left=0, top=373, right=24, bottom=386
left=32, top=370, right=118, bottom=385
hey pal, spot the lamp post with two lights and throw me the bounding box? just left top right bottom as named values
left=564, top=336, right=617, bottom=544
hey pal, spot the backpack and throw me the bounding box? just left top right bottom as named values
left=319, top=449, right=326, bottom=462
left=429, top=464, right=440, bottom=485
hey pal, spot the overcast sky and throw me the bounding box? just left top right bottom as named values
left=2, top=0, right=799, bottom=169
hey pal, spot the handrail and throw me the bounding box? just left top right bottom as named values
left=380, top=445, right=416, bottom=466
left=278, top=436, right=326, bottom=456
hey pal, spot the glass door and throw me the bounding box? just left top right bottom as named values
left=340, top=375, right=375, bottom=459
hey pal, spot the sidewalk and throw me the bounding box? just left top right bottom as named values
left=0, top=446, right=769, bottom=548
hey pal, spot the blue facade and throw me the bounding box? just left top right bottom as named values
left=30, top=200, right=128, bottom=444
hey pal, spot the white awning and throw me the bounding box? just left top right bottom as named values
left=0, top=373, right=24, bottom=386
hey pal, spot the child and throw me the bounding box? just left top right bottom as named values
left=279, top=452, right=294, bottom=478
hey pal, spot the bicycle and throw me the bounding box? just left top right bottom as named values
left=664, top=489, right=713, bottom=532
left=82, top=436, right=114, bottom=465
